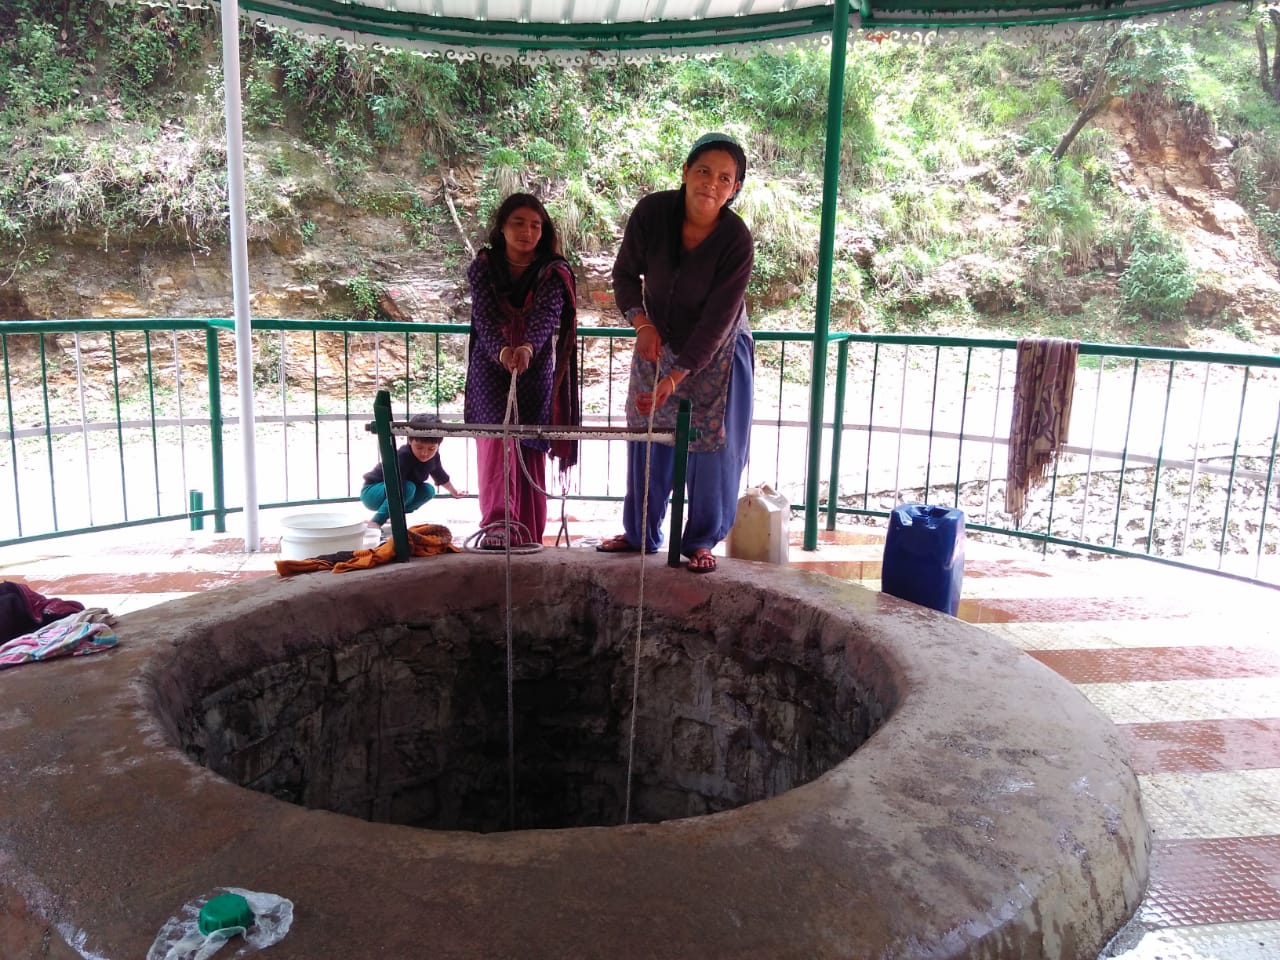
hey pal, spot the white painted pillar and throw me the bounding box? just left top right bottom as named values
left=219, top=0, right=260, bottom=551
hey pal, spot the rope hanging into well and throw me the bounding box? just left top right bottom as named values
left=407, top=366, right=668, bottom=828
left=623, top=367, right=660, bottom=825
left=490, top=367, right=566, bottom=829
left=502, top=369, right=518, bottom=828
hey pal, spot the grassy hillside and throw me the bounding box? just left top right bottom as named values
left=2, top=0, right=1280, bottom=347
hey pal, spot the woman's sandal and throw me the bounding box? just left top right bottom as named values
left=481, top=531, right=508, bottom=550
left=687, top=548, right=717, bottom=573
left=596, top=534, right=640, bottom=553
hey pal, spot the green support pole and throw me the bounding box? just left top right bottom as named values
left=189, top=490, right=204, bottom=531
left=205, top=327, right=227, bottom=534
left=667, top=399, right=693, bottom=568
left=373, top=390, right=411, bottom=562
left=804, top=0, right=850, bottom=551
left=827, top=338, right=850, bottom=531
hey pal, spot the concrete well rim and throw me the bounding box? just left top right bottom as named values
left=0, top=551, right=1149, bottom=960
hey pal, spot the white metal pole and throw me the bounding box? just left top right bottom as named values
left=220, top=0, right=260, bottom=551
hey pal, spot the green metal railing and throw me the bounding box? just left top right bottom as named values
left=0, top=317, right=694, bottom=541
left=823, top=332, right=1280, bottom=587
left=3, top=317, right=1278, bottom=588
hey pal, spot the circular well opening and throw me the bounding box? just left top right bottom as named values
left=168, top=569, right=890, bottom=832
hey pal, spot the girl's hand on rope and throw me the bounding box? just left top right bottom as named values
left=634, top=321, right=661, bottom=363
left=635, top=374, right=678, bottom=416
left=499, top=344, right=534, bottom=374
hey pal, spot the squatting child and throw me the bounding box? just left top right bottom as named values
left=360, top=413, right=464, bottom=530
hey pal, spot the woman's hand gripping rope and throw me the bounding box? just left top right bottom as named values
left=498, top=343, right=534, bottom=374
left=633, top=321, right=661, bottom=363
left=635, top=373, right=678, bottom=417
left=632, top=321, right=672, bottom=417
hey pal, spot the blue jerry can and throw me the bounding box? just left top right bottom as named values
left=881, top=504, right=965, bottom=616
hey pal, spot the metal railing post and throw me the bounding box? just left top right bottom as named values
left=827, top=338, right=850, bottom=531
left=668, top=399, right=694, bottom=568
left=804, top=0, right=851, bottom=552
left=206, top=325, right=228, bottom=533
left=374, top=389, right=411, bottom=562
left=189, top=490, right=205, bottom=531
left=2, top=333, right=22, bottom=538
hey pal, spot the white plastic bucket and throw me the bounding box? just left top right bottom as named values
left=725, top=484, right=790, bottom=565
left=278, top=512, right=367, bottom=561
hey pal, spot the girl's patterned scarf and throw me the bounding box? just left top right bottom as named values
left=490, top=250, right=580, bottom=477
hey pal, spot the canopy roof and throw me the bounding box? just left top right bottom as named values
left=148, top=0, right=1251, bottom=552
left=236, top=0, right=1243, bottom=58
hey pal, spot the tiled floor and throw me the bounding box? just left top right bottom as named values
left=2, top=502, right=1278, bottom=960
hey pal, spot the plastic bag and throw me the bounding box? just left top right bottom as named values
left=146, top=888, right=293, bottom=960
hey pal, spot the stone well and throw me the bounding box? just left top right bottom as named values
left=0, top=552, right=1148, bottom=959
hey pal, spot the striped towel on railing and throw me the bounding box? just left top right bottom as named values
left=1006, top=337, right=1078, bottom=522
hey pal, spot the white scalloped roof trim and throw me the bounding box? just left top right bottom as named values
left=112, top=0, right=1255, bottom=61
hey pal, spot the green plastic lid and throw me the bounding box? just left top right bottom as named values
left=198, top=893, right=254, bottom=936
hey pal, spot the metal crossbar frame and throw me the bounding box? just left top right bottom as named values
left=368, top=389, right=696, bottom=566
left=381, top=422, right=685, bottom=445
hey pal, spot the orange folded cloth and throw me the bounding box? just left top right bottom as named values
left=275, top=524, right=460, bottom=577
left=274, top=556, right=340, bottom=576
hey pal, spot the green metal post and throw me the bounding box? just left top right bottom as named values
left=1, top=334, right=21, bottom=538
left=1144, top=361, right=1177, bottom=555
left=189, top=490, right=204, bottom=531
left=804, top=0, right=850, bottom=551
left=206, top=327, right=227, bottom=533
left=110, top=332, right=128, bottom=520
left=145, top=332, right=162, bottom=516
left=39, top=337, right=57, bottom=530
left=827, top=338, right=850, bottom=531
left=668, top=399, right=693, bottom=568
left=373, top=390, right=411, bottom=562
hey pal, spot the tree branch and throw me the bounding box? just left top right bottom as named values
left=1271, top=11, right=1280, bottom=101
left=442, top=169, right=475, bottom=259
left=1258, top=21, right=1274, bottom=98
left=0, top=244, right=25, bottom=288
left=1052, top=32, right=1128, bottom=162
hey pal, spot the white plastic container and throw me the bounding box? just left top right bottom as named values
left=278, top=512, right=368, bottom=560
left=725, top=484, right=790, bottom=565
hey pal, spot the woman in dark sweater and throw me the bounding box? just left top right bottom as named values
left=599, top=133, right=755, bottom=573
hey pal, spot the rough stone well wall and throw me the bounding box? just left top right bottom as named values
left=162, top=570, right=893, bottom=831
